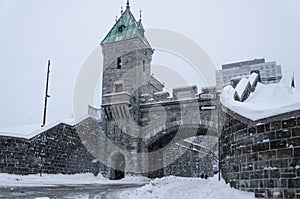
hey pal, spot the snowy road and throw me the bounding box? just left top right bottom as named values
left=0, top=184, right=144, bottom=199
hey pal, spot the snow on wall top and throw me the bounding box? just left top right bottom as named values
left=0, top=116, right=90, bottom=139
left=221, top=80, right=300, bottom=121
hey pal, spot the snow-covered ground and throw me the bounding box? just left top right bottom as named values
left=120, top=175, right=255, bottom=199
left=0, top=173, right=149, bottom=187
left=0, top=173, right=255, bottom=198
left=221, top=78, right=300, bottom=121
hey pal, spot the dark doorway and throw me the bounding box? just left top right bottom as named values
left=109, top=152, right=125, bottom=180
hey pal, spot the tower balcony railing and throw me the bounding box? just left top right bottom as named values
left=102, top=92, right=131, bottom=107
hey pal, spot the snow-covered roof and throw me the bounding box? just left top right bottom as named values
left=221, top=81, right=300, bottom=121
left=154, top=91, right=169, bottom=95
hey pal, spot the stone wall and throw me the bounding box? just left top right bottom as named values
left=163, top=144, right=214, bottom=177
left=221, top=109, right=300, bottom=198
left=0, top=117, right=101, bottom=175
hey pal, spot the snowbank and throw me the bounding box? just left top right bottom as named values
left=119, top=175, right=255, bottom=199
left=0, top=173, right=149, bottom=187
left=221, top=81, right=300, bottom=121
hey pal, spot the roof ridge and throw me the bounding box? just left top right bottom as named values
left=101, top=4, right=151, bottom=48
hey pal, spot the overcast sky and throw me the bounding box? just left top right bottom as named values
left=0, top=0, right=299, bottom=128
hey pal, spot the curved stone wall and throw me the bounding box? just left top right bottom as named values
left=221, top=109, right=300, bottom=198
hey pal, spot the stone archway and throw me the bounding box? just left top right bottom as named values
left=109, top=152, right=125, bottom=180
left=146, top=125, right=218, bottom=178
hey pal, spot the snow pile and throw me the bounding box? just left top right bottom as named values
left=221, top=80, right=300, bottom=121
left=119, top=175, right=255, bottom=199
left=0, top=173, right=149, bottom=187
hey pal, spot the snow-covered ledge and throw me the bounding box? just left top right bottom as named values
left=220, top=77, right=300, bottom=121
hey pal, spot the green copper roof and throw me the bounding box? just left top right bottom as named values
left=101, top=5, right=151, bottom=49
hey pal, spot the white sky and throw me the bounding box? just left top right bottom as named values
left=0, top=0, right=299, bottom=127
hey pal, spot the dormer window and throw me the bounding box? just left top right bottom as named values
left=117, top=25, right=126, bottom=34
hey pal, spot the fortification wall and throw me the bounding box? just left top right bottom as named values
left=0, top=117, right=101, bottom=175
left=221, top=109, right=300, bottom=198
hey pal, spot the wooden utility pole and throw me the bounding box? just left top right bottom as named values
left=41, top=60, right=51, bottom=127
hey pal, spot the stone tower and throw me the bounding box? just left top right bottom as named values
left=100, top=1, right=164, bottom=179
left=101, top=1, right=154, bottom=99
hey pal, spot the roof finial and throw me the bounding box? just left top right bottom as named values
left=139, top=10, right=142, bottom=22
left=115, top=15, right=118, bottom=22
left=126, top=0, right=130, bottom=9
left=121, top=6, right=123, bottom=14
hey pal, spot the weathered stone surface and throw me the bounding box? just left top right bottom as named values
left=221, top=109, right=300, bottom=199
left=276, top=129, right=291, bottom=139
left=0, top=118, right=101, bottom=175
left=282, top=118, right=297, bottom=129
left=292, top=127, right=300, bottom=137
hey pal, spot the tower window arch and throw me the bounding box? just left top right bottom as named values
left=117, top=25, right=126, bottom=34
left=117, top=57, right=122, bottom=69
left=143, top=60, right=146, bottom=73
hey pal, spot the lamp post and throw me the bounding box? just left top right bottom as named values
left=217, top=95, right=221, bottom=181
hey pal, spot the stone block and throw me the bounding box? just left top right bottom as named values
left=255, top=161, right=269, bottom=170
left=288, top=178, right=300, bottom=188
left=281, top=179, right=287, bottom=188
left=257, top=125, right=265, bottom=134
left=267, top=189, right=283, bottom=198
left=276, top=129, right=291, bottom=139
left=277, top=148, right=293, bottom=159
left=253, top=143, right=269, bottom=152
left=295, top=148, right=300, bottom=157
left=269, top=169, right=280, bottom=178
left=265, top=132, right=276, bottom=141
left=254, top=189, right=266, bottom=198
left=248, top=127, right=256, bottom=135
left=247, top=153, right=258, bottom=162
left=270, top=121, right=282, bottom=131
left=259, top=150, right=276, bottom=160
left=270, top=159, right=288, bottom=168
left=241, top=162, right=254, bottom=171
left=287, top=137, right=300, bottom=147
left=265, top=123, right=270, bottom=132
left=250, top=180, right=259, bottom=188
left=241, top=146, right=252, bottom=154
left=241, top=172, right=250, bottom=180
left=281, top=172, right=296, bottom=178
left=282, top=118, right=297, bottom=129
left=283, top=189, right=296, bottom=198
left=270, top=140, right=287, bottom=149
left=264, top=179, right=280, bottom=188
left=292, top=127, right=300, bottom=137
left=243, top=138, right=253, bottom=145
left=250, top=171, right=261, bottom=179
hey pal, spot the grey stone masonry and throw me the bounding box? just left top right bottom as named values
left=221, top=108, right=300, bottom=199
left=0, top=117, right=101, bottom=175
left=101, top=38, right=155, bottom=100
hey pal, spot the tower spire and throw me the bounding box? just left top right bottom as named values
left=139, top=10, right=142, bottom=22
left=126, top=0, right=130, bottom=9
